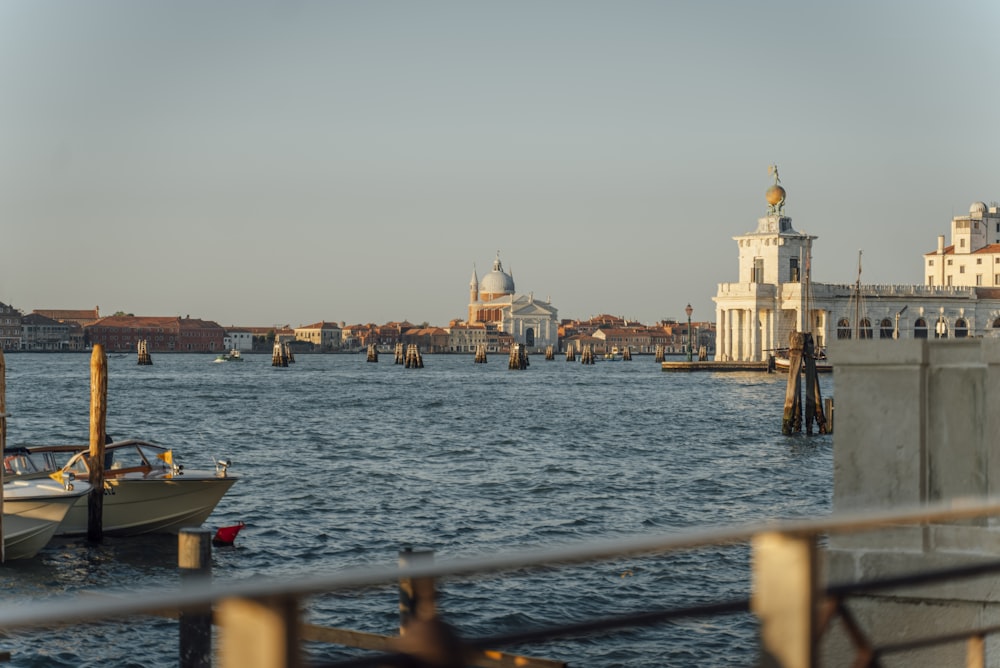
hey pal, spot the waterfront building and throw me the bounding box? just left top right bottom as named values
left=467, top=253, right=559, bottom=353
left=223, top=330, right=254, bottom=352
left=400, top=326, right=450, bottom=353
left=713, top=168, right=1000, bottom=362
left=0, top=302, right=23, bottom=350
left=447, top=321, right=491, bottom=353
left=85, top=315, right=225, bottom=353
left=21, top=313, right=70, bottom=351
left=294, top=321, right=342, bottom=351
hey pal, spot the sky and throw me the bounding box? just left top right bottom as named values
left=2, top=1, right=999, bottom=328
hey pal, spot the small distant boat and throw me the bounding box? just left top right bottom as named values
left=602, top=346, right=622, bottom=361
left=773, top=349, right=833, bottom=374
left=214, top=349, right=243, bottom=363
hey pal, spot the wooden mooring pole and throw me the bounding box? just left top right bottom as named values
left=781, top=332, right=804, bottom=435
left=88, top=344, right=108, bottom=542
left=179, top=528, right=213, bottom=668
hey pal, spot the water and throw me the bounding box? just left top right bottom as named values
left=0, top=353, right=833, bottom=667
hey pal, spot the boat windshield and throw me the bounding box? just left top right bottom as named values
left=3, top=448, right=55, bottom=477
left=66, top=442, right=172, bottom=475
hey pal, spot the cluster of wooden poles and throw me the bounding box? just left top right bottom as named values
left=781, top=331, right=831, bottom=435
left=395, top=344, right=423, bottom=368
left=272, top=342, right=295, bottom=367
left=507, top=344, right=529, bottom=370
left=137, top=340, right=152, bottom=365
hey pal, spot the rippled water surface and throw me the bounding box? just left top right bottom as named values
left=0, top=353, right=833, bottom=667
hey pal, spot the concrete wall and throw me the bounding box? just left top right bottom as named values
left=823, top=338, right=1000, bottom=666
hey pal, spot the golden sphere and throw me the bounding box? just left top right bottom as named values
left=766, top=184, right=786, bottom=206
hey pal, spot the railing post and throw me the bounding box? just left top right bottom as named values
left=218, top=595, right=301, bottom=668
left=752, top=530, right=818, bottom=668
left=399, top=547, right=436, bottom=632
left=179, top=528, right=213, bottom=668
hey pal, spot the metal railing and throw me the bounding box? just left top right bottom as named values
left=5, top=498, right=1000, bottom=667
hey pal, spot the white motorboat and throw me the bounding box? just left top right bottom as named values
left=16, top=439, right=238, bottom=537
left=1, top=470, right=90, bottom=560
left=214, top=349, right=243, bottom=362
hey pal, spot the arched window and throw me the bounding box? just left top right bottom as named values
left=914, top=318, right=928, bottom=339
left=955, top=318, right=968, bottom=338
left=837, top=318, right=852, bottom=340
left=993, top=317, right=1000, bottom=329
left=880, top=318, right=894, bottom=339
left=859, top=318, right=873, bottom=340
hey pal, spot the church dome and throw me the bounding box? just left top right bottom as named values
left=479, top=255, right=515, bottom=298
left=971, top=201, right=988, bottom=217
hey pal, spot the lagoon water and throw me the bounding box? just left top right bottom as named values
left=0, top=352, right=833, bottom=667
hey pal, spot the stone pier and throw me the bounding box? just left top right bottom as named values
left=823, top=338, right=1000, bottom=666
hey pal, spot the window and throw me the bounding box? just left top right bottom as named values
left=978, top=258, right=983, bottom=264
left=955, top=319, right=969, bottom=338
left=859, top=318, right=873, bottom=340
left=929, top=259, right=935, bottom=266
left=960, top=266, right=966, bottom=274
left=961, top=239, right=966, bottom=248
left=789, top=258, right=800, bottom=283
left=928, top=276, right=934, bottom=285
left=948, top=259, right=953, bottom=265
left=914, top=318, right=928, bottom=339
left=880, top=318, right=893, bottom=339
left=977, top=274, right=984, bottom=286
left=837, top=318, right=851, bottom=340
left=947, top=275, right=953, bottom=286
left=753, top=258, right=764, bottom=283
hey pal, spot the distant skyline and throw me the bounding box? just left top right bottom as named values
left=3, top=1, right=999, bottom=328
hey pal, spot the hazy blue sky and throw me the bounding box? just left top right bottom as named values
left=3, top=1, right=998, bottom=327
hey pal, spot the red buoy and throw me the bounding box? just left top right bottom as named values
left=212, top=521, right=245, bottom=546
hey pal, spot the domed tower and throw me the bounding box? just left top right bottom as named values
left=479, top=253, right=515, bottom=301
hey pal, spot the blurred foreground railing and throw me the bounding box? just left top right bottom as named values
left=5, top=498, right=1000, bottom=667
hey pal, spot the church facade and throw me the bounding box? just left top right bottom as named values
left=467, top=253, right=559, bottom=353
left=713, top=170, right=1000, bottom=362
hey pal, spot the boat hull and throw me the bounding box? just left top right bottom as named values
left=3, top=480, right=89, bottom=559
left=57, top=476, right=238, bottom=537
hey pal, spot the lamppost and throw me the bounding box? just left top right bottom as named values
left=685, top=303, right=693, bottom=362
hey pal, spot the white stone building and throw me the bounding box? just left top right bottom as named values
left=467, top=253, right=559, bottom=352
left=714, top=172, right=1000, bottom=362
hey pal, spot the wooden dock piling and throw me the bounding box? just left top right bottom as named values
left=545, top=345, right=554, bottom=360
left=508, top=343, right=528, bottom=370
left=780, top=332, right=829, bottom=435
left=272, top=342, right=288, bottom=367
left=366, top=344, right=379, bottom=362
left=581, top=344, right=594, bottom=365
left=654, top=345, right=664, bottom=363
left=404, top=344, right=423, bottom=368
left=566, top=345, right=576, bottom=362
left=88, top=345, right=108, bottom=542
left=474, top=344, right=487, bottom=363
left=622, top=347, right=632, bottom=361
left=394, top=343, right=405, bottom=365
left=137, top=339, right=152, bottom=365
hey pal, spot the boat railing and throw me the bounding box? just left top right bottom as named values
left=4, top=498, right=1000, bottom=667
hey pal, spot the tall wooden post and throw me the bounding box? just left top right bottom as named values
left=781, top=332, right=804, bottom=435
left=0, top=349, right=6, bottom=563
left=179, top=528, right=214, bottom=668
left=88, top=345, right=108, bottom=542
